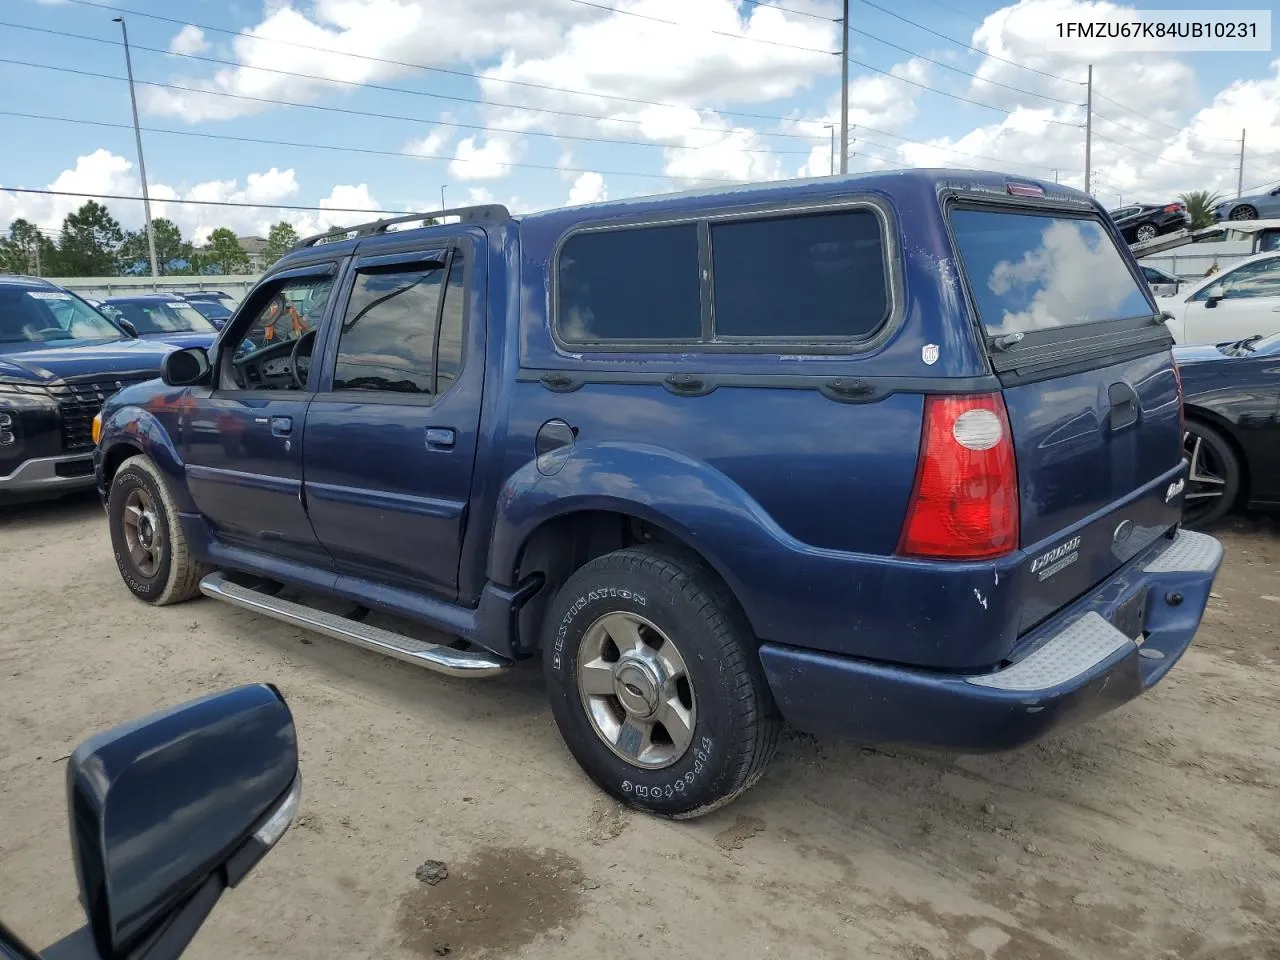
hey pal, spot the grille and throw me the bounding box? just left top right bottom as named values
left=47, top=376, right=152, bottom=451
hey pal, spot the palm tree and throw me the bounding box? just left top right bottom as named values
left=1179, top=190, right=1223, bottom=229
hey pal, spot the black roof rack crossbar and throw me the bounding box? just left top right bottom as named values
left=292, top=204, right=512, bottom=250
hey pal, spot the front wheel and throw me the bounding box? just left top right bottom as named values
left=1229, top=204, right=1258, bottom=221
left=107, top=455, right=212, bottom=604
left=543, top=546, right=780, bottom=818
left=1135, top=223, right=1158, bottom=242
left=1182, top=421, right=1240, bottom=529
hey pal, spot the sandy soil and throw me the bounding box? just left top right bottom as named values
left=1, top=494, right=1277, bottom=960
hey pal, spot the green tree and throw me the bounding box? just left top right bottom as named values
left=118, top=218, right=195, bottom=275
left=198, top=227, right=250, bottom=275
left=263, top=221, right=300, bottom=265
left=56, top=201, right=124, bottom=276
left=1179, top=190, right=1223, bottom=230
left=0, top=219, right=59, bottom=275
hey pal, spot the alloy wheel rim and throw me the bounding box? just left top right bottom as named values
left=121, top=487, right=164, bottom=578
left=576, top=611, right=696, bottom=770
left=1182, top=430, right=1228, bottom=524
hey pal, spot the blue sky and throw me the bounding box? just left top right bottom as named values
left=3, top=0, right=1279, bottom=243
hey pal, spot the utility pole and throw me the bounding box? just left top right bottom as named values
left=440, top=185, right=447, bottom=212
left=1237, top=129, right=1246, bottom=198
left=1052, top=168, right=1059, bottom=183
left=34, top=238, right=41, bottom=278
left=1084, top=64, right=1093, bottom=195
left=114, top=17, right=158, bottom=279
left=839, top=0, right=849, bottom=174
left=823, top=124, right=835, bottom=175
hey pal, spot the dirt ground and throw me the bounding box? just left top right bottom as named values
left=1, top=494, right=1278, bottom=960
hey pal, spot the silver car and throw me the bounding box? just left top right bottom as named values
left=1215, top=186, right=1280, bottom=222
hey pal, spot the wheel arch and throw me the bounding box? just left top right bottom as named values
left=98, top=404, right=194, bottom=512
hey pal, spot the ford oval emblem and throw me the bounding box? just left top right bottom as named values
left=1112, top=520, right=1134, bottom=544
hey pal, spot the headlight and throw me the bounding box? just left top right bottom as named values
left=92, top=411, right=103, bottom=446
left=0, top=411, right=15, bottom=446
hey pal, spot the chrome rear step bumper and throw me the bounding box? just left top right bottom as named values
left=199, top=572, right=510, bottom=678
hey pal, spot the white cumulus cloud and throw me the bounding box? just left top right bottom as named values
left=567, top=172, right=607, bottom=205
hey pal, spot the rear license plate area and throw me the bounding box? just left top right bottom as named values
left=1111, top=590, right=1148, bottom=643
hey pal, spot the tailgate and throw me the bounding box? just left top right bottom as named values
left=949, top=202, right=1184, bottom=633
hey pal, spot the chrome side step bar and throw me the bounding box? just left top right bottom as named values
left=199, top=572, right=510, bottom=678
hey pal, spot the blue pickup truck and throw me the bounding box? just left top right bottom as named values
left=94, top=171, right=1223, bottom=817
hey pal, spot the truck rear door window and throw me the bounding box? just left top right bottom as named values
left=711, top=210, right=888, bottom=339
left=951, top=209, right=1152, bottom=336
left=558, top=224, right=701, bottom=342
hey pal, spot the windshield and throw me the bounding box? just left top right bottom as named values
left=105, top=300, right=216, bottom=335
left=951, top=210, right=1153, bottom=336
left=0, top=288, right=124, bottom=344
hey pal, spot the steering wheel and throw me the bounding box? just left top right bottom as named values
left=289, top=329, right=317, bottom=390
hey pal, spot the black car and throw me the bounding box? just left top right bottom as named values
left=0, top=276, right=174, bottom=501
left=1109, top=202, right=1191, bottom=244
left=1176, top=333, right=1280, bottom=527
left=1, top=684, right=300, bottom=960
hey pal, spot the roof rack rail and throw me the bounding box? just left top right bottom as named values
left=292, top=204, right=512, bottom=251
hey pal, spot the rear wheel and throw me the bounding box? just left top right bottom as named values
left=1135, top=223, right=1158, bottom=242
left=108, top=455, right=212, bottom=604
left=1181, top=421, right=1240, bottom=529
left=1229, top=204, right=1258, bottom=221
left=543, top=545, right=780, bottom=818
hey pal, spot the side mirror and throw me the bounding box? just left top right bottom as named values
left=116, top=318, right=139, bottom=339
left=1205, top=284, right=1226, bottom=307
left=47, top=685, right=299, bottom=960
left=161, top=346, right=212, bottom=387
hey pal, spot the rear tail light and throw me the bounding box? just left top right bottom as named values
left=898, top=394, right=1020, bottom=560
left=1164, top=203, right=1184, bottom=213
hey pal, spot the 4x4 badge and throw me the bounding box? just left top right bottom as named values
left=921, top=344, right=940, bottom=365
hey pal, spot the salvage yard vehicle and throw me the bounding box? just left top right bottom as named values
left=94, top=171, right=1223, bottom=818
left=0, top=276, right=175, bottom=501
left=99, top=295, right=219, bottom=349
left=0, top=684, right=300, bottom=960
left=1157, top=250, right=1280, bottom=344
left=1175, top=333, right=1280, bottom=528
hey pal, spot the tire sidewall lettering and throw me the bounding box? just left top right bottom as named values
left=551, top=586, right=647, bottom=671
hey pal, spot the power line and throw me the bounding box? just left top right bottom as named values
left=0, top=57, right=816, bottom=158
left=1091, top=89, right=1245, bottom=147
left=0, top=186, right=422, bottom=215
left=0, top=109, right=742, bottom=184
left=55, top=0, right=833, bottom=129
left=849, top=122, right=1062, bottom=171
left=1090, top=131, right=1238, bottom=172
left=556, top=0, right=839, bottom=54
left=845, top=57, right=1083, bottom=126
left=737, top=0, right=841, bottom=24
left=0, top=28, right=819, bottom=152
left=2, top=19, right=824, bottom=147
left=845, top=23, right=1081, bottom=105
left=853, top=0, right=1081, bottom=87
left=1092, top=111, right=1241, bottom=159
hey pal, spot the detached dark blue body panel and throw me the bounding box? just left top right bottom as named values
left=92, top=169, right=1222, bottom=754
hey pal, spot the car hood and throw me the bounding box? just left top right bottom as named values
left=140, top=331, right=217, bottom=350
left=0, top=337, right=175, bottom=385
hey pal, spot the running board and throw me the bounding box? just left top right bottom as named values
left=199, top=572, right=510, bottom=678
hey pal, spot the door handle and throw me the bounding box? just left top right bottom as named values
left=425, top=427, right=455, bottom=449
left=270, top=416, right=292, bottom=437
left=1107, top=383, right=1139, bottom=431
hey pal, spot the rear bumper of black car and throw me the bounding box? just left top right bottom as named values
left=760, top=528, right=1223, bottom=751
